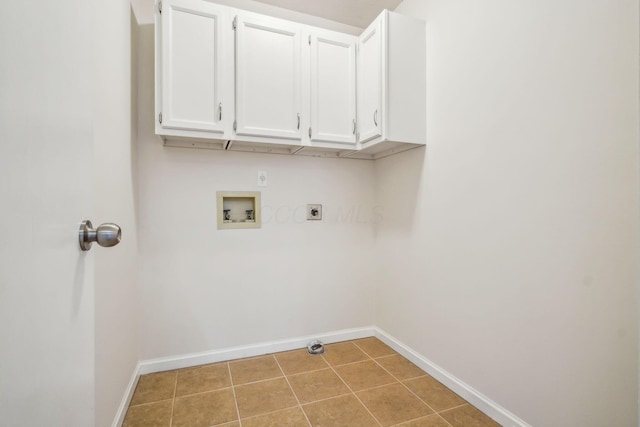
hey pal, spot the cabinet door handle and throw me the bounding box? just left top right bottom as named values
left=373, top=109, right=378, bottom=127
left=218, top=103, right=222, bottom=120
left=297, top=113, right=300, bottom=130
left=352, top=119, right=356, bottom=135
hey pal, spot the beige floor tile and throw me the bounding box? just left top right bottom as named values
left=276, top=349, right=329, bottom=375
left=376, top=354, right=426, bottom=380
left=175, top=362, right=231, bottom=397
left=172, top=388, right=237, bottom=427
left=404, top=375, right=466, bottom=412
left=303, top=394, right=378, bottom=427
left=396, top=414, right=452, bottom=427
left=122, top=400, right=172, bottom=427
left=321, top=342, right=369, bottom=366
left=124, top=342, right=502, bottom=427
left=235, top=377, right=298, bottom=419
left=353, top=337, right=396, bottom=358
left=229, top=355, right=282, bottom=385
left=440, top=404, right=501, bottom=427
left=242, top=407, right=310, bottom=427
left=357, top=383, right=433, bottom=426
left=334, top=360, right=396, bottom=391
left=288, top=368, right=350, bottom=404
left=130, top=371, right=176, bottom=405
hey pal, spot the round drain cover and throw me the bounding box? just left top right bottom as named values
left=307, top=340, right=325, bottom=355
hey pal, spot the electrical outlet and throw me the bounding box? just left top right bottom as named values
left=307, top=204, right=322, bottom=220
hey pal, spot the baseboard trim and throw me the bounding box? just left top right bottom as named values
left=114, top=326, right=529, bottom=427
left=138, top=326, right=374, bottom=375
left=374, top=327, right=531, bottom=427
left=111, top=361, right=141, bottom=427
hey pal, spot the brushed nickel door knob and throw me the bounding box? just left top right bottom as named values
left=79, top=220, right=122, bottom=251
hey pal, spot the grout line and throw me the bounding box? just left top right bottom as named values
left=372, top=353, right=398, bottom=361
left=320, top=341, right=373, bottom=368
left=437, top=413, right=456, bottom=427
left=127, top=398, right=174, bottom=408
left=273, top=352, right=332, bottom=377
left=323, top=349, right=384, bottom=427
left=272, top=355, right=313, bottom=427
left=437, top=414, right=456, bottom=427
left=351, top=339, right=397, bottom=359
left=367, top=357, right=456, bottom=427
left=352, top=381, right=402, bottom=393
left=168, top=385, right=236, bottom=400
left=322, top=358, right=371, bottom=369
left=387, top=413, right=455, bottom=427
left=213, top=421, right=245, bottom=427
left=283, top=365, right=333, bottom=378
left=439, top=403, right=471, bottom=414
left=298, top=391, right=354, bottom=407
left=351, top=341, right=383, bottom=363
left=232, top=374, right=285, bottom=388
left=367, top=349, right=440, bottom=416
left=395, top=373, right=429, bottom=381
left=349, top=343, right=372, bottom=356
left=236, top=404, right=301, bottom=423
left=227, top=362, right=243, bottom=427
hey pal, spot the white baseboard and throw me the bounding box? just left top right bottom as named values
left=113, top=326, right=529, bottom=427
left=111, top=361, right=141, bottom=427
left=138, top=326, right=374, bottom=375
left=373, top=327, right=531, bottom=427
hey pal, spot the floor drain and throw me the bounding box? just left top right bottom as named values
left=307, top=340, right=325, bottom=355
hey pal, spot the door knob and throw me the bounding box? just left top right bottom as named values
left=79, top=220, right=121, bottom=251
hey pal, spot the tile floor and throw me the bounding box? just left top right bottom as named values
left=124, top=338, right=501, bottom=427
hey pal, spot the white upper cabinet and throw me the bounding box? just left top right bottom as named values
left=234, top=13, right=302, bottom=141
left=355, top=10, right=426, bottom=158
left=309, top=30, right=357, bottom=146
left=357, top=18, right=383, bottom=144
left=154, top=2, right=425, bottom=159
left=156, top=0, right=228, bottom=136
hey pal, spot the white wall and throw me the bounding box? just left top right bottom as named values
left=93, top=1, right=140, bottom=426
left=377, top=0, right=639, bottom=426
left=137, top=24, right=377, bottom=359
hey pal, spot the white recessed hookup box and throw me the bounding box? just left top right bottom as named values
left=217, top=191, right=261, bottom=229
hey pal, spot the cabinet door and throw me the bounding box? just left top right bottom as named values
left=235, top=14, right=302, bottom=140
left=357, top=16, right=384, bottom=143
left=310, top=31, right=357, bottom=145
left=160, top=0, right=225, bottom=133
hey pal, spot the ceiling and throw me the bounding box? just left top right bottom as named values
left=131, top=0, right=403, bottom=28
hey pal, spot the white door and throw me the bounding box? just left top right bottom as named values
left=160, top=0, right=226, bottom=133
left=310, top=31, right=357, bottom=145
left=0, top=1, right=95, bottom=425
left=235, top=13, right=302, bottom=140
left=357, top=16, right=384, bottom=143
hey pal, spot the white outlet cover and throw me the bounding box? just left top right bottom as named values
left=258, top=171, right=267, bottom=187
left=307, top=204, right=322, bottom=220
